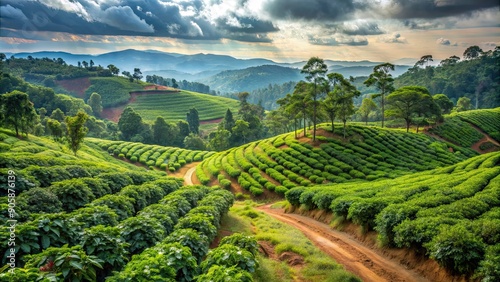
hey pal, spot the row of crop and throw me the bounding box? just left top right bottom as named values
left=90, top=139, right=213, bottom=172
left=285, top=152, right=500, bottom=279
left=108, top=188, right=236, bottom=281
left=2, top=184, right=231, bottom=281
left=1, top=178, right=184, bottom=268
left=454, top=108, right=500, bottom=142
left=428, top=117, right=484, bottom=147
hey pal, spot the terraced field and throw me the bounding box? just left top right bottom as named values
left=128, top=90, right=240, bottom=123
left=453, top=108, right=500, bottom=142
left=285, top=152, right=500, bottom=279
left=197, top=124, right=477, bottom=196
left=88, top=138, right=215, bottom=172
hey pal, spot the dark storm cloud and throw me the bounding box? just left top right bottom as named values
left=385, top=0, right=499, bottom=19
left=340, top=22, right=384, bottom=36
left=0, top=0, right=278, bottom=42
left=265, top=0, right=363, bottom=21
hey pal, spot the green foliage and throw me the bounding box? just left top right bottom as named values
left=175, top=214, right=217, bottom=241
left=24, top=245, right=103, bottom=282
left=81, top=225, right=129, bottom=272
left=50, top=179, right=95, bottom=212
left=425, top=225, right=485, bottom=275
left=196, top=265, right=253, bottom=282
left=0, top=90, right=38, bottom=136
left=201, top=244, right=258, bottom=274
left=219, top=233, right=259, bottom=256
left=89, top=194, right=135, bottom=221
left=84, top=77, right=142, bottom=107
left=65, top=111, right=89, bottom=156
left=477, top=244, right=500, bottom=282
left=119, top=216, right=165, bottom=254
left=163, top=228, right=210, bottom=263
left=17, top=188, right=62, bottom=214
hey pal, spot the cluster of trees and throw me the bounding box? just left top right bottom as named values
left=225, top=81, right=297, bottom=110
left=208, top=92, right=265, bottom=151
left=396, top=46, right=500, bottom=109
left=145, top=74, right=213, bottom=94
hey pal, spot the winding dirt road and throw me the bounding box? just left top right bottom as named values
left=257, top=204, right=430, bottom=282
left=183, top=165, right=197, bottom=185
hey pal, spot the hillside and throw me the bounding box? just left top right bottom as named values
left=426, top=108, right=500, bottom=152
left=196, top=124, right=477, bottom=196
left=200, top=65, right=305, bottom=94
left=285, top=151, right=500, bottom=280
left=118, top=90, right=240, bottom=123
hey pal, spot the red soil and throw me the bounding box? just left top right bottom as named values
left=56, top=77, right=91, bottom=98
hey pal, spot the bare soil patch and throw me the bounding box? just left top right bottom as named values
left=56, top=77, right=91, bottom=98
left=258, top=203, right=434, bottom=282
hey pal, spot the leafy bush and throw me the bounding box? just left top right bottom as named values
left=175, top=214, right=217, bottom=241
left=99, top=173, right=134, bottom=194
left=50, top=179, right=95, bottom=212
left=17, top=188, right=62, bottom=214
left=68, top=206, right=118, bottom=228
left=425, top=224, right=485, bottom=275
left=119, top=216, right=165, bottom=254
left=201, top=244, right=258, bottom=273
left=195, top=265, right=253, bottom=282
left=90, top=195, right=135, bottom=221
left=81, top=225, right=129, bottom=277
left=23, top=245, right=103, bottom=282
left=164, top=228, right=210, bottom=263
left=219, top=233, right=259, bottom=256
left=477, top=244, right=500, bottom=282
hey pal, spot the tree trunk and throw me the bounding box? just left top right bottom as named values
left=294, top=119, right=298, bottom=139
left=405, top=119, right=410, bottom=132
left=303, top=112, right=306, bottom=137
left=313, top=96, right=317, bottom=141
left=381, top=89, right=385, bottom=128
left=343, top=119, right=347, bottom=138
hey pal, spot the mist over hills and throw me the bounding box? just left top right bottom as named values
left=6, top=49, right=412, bottom=93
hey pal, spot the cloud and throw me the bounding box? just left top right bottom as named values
left=101, top=6, right=154, bottom=33
left=340, top=21, right=384, bottom=36
left=381, top=0, right=499, bottom=20
left=0, top=4, right=28, bottom=20
left=436, top=37, right=459, bottom=46
left=308, top=35, right=368, bottom=46
left=377, top=33, right=407, bottom=44
left=265, top=0, right=362, bottom=21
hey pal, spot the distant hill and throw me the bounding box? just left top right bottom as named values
left=200, top=65, right=305, bottom=93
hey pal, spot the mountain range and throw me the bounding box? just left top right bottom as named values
left=5, top=49, right=413, bottom=93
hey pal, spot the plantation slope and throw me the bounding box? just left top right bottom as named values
left=285, top=152, right=500, bottom=280
left=197, top=124, right=478, bottom=197
left=0, top=128, right=165, bottom=196
left=102, top=89, right=240, bottom=123
left=86, top=138, right=215, bottom=173
left=426, top=108, right=500, bottom=153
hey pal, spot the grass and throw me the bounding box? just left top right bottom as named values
left=85, top=77, right=146, bottom=107
left=128, top=90, right=241, bottom=123
left=223, top=201, right=361, bottom=282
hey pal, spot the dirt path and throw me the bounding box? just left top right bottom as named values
left=183, top=165, right=197, bottom=185
left=468, top=123, right=500, bottom=153
left=257, top=204, right=430, bottom=282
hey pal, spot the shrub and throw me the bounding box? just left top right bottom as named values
left=201, top=245, right=258, bottom=273
left=17, top=188, right=62, bottom=214
left=50, top=179, right=95, bottom=212
left=164, top=228, right=210, bottom=263
left=195, top=265, right=252, bottom=282
left=425, top=224, right=485, bottom=275
left=68, top=206, right=119, bottom=228
left=99, top=173, right=134, bottom=194
left=285, top=187, right=306, bottom=206
left=119, top=216, right=165, bottom=254
left=219, top=233, right=259, bottom=256
left=477, top=244, right=500, bottom=282
left=90, top=195, right=135, bottom=221
left=175, top=214, right=217, bottom=241
left=374, top=204, right=420, bottom=246
left=275, top=185, right=288, bottom=195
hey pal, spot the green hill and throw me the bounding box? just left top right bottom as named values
left=126, top=90, right=240, bottom=123
left=427, top=108, right=500, bottom=151
left=196, top=124, right=477, bottom=196
left=285, top=151, right=500, bottom=278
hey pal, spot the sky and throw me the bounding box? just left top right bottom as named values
left=0, top=0, right=499, bottom=62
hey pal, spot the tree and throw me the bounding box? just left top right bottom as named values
left=89, top=59, right=95, bottom=69
left=386, top=86, right=435, bottom=132
left=152, top=116, right=170, bottom=146
left=46, top=118, right=63, bottom=141
left=439, top=55, right=460, bottom=67
left=463, top=46, right=483, bottom=60
left=50, top=108, right=65, bottom=122
left=87, top=92, right=103, bottom=117
left=456, top=97, right=472, bottom=112
left=184, top=133, right=206, bottom=150
left=301, top=57, right=328, bottom=141
left=358, top=97, right=378, bottom=125
left=107, top=64, right=119, bottom=76
left=66, top=111, right=89, bottom=156
left=133, top=68, right=143, bottom=82
left=186, top=108, right=200, bottom=134
left=433, top=94, right=454, bottom=114
left=364, top=63, right=395, bottom=128
left=231, top=120, right=250, bottom=145
left=209, top=125, right=231, bottom=152
left=330, top=75, right=360, bottom=138
left=414, top=55, right=433, bottom=68
left=176, top=120, right=190, bottom=147
left=82, top=61, right=89, bottom=68
left=118, top=107, right=144, bottom=140
left=223, top=109, right=235, bottom=132
left=0, top=90, right=37, bottom=137
left=280, top=82, right=311, bottom=138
